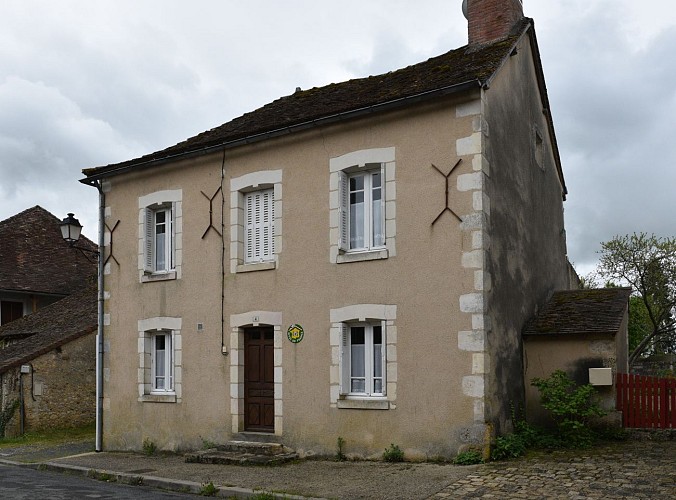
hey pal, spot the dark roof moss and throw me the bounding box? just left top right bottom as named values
left=0, top=283, right=97, bottom=373
left=523, top=288, right=632, bottom=337
left=83, top=19, right=532, bottom=179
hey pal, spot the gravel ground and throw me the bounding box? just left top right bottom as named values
left=53, top=452, right=475, bottom=499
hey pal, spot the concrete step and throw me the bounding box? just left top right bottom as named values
left=185, top=440, right=298, bottom=466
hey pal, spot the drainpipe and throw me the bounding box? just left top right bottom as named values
left=95, top=182, right=105, bottom=452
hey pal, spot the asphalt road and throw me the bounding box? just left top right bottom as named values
left=0, top=463, right=195, bottom=499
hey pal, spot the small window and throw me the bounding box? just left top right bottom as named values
left=151, top=332, right=173, bottom=393
left=144, top=205, right=174, bottom=274
left=1, top=300, right=24, bottom=325
left=341, top=322, right=386, bottom=397
left=245, top=189, right=275, bottom=263
left=534, top=128, right=545, bottom=170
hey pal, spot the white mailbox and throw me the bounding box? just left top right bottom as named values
left=589, top=367, right=613, bottom=386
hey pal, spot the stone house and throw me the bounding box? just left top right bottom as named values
left=0, top=206, right=97, bottom=436
left=81, top=0, right=575, bottom=458
left=0, top=286, right=97, bottom=436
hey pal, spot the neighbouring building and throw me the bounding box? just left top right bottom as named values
left=523, top=288, right=631, bottom=426
left=81, top=0, right=576, bottom=458
left=0, top=206, right=97, bottom=435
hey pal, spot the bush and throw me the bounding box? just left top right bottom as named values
left=142, top=438, right=157, bottom=456
left=453, top=449, right=483, bottom=465
left=382, top=443, right=404, bottom=462
left=531, top=370, right=606, bottom=448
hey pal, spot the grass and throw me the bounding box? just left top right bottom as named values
left=0, top=423, right=95, bottom=448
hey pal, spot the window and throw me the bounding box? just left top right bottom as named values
left=138, top=317, right=182, bottom=403
left=329, top=148, right=396, bottom=264
left=230, top=170, right=282, bottom=273
left=1, top=300, right=24, bottom=325
left=343, top=323, right=385, bottom=396
left=245, top=189, right=275, bottom=263
left=146, top=206, right=174, bottom=273
left=151, top=332, right=173, bottom=392
left=341, top=169, right=384, bottom=251
left=329, top=304, right=396, bottom=409
left=138, top=190, right=182, bottom=282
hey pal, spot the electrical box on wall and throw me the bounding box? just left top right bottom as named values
left=589, top=367, right=613, bottom=386
left=20, top=365, right=31, bottom=374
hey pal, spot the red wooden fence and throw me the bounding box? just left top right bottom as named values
left=616, top=373, right=676, bottom=429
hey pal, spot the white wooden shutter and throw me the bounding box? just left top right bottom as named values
left=261, top=189, right=274, bottom=259
left=143, top=208, right=154, bottom=273
left=245, top=192, right=255, bottom=262
left=338, top=171, right=349, bottom=252
left=380, top=320, right=387, bottom=396
left=338, top=323, right=350, bottom=396
left=170, top=202, right=176, bottom=270
left=245, top=189, right=274, bottom=263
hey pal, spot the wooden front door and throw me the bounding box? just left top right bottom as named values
left=244, top=327, right=275, bottom=432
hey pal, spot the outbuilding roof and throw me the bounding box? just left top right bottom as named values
left=0, top=206, right=97, bottom=296
left=0, top=283, right=97, bottom=373
left=82, top=17, right=564, bottom=196
left=523, top=288, right=632, bottom=337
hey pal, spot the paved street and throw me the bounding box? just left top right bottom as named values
left=0, top=463, right=195, bottom=499
left=1, top=437, right=674, bottom=498
left=432, top=440, right=675, bottom=499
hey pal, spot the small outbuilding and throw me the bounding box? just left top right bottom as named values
left=523, top=288, right=631, bottom=426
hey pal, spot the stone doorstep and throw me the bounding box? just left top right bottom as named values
left=184, top=440, right=298, bottom=465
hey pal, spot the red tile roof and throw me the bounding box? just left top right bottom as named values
left=0, top=206, right=97, bottom=296
left=0, top=283, right=97, bottom=372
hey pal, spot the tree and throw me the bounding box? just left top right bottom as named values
left=595, top=233, right=676, bottom=366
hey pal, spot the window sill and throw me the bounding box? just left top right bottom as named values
left=139, top=393, right=177, bottom=403
left=141, top=271, right=177, bottom=283
left=236, top=261, right=276, bottom=273
left=337, top=398, right=390, bottom=410
left=337, top=249, right=388, bottom=264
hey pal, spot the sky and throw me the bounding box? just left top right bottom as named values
left=1, top=0, right=674, bottom=275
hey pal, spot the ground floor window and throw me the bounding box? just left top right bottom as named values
left=346, top=323, right=384, bottom=396
left=151, top=331, right=173, bottom=392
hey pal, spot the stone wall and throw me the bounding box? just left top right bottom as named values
left=2, top=332, right=95, bottom=436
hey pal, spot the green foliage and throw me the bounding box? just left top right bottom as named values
left=453, top=449, right=483, bottom=465
left=335, top=436, right=346, bottom=461
left=595, top=233, right=676, bottom=363
left=491, top=433, right=528, bottom=461
left=382, top=443, right=404, bottom=462
left=142, top=437, right=157, bottom=456
left=0, top=400, right=19, bottom=438
left=199, top=480, right=219, bottom=496
left=201, top=438, right=218, bottom=450
left=531, top=370, right=605, bottom=447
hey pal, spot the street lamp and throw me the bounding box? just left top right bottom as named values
left=59, top=213, right=99, bottom=260
left=59, top=213, right=83, bottom=244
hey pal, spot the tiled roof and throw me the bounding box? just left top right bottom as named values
left=0, top=206, right=97, bottom=296
left=523, top=288, right=632, bottom=337
left=0, top=282, right=97, bottom=373
left=83, top=19, right=533, bottom=179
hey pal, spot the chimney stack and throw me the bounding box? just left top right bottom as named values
left=465, top=0, right=524, bottom=47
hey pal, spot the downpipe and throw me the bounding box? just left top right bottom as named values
left=95, top=183, right=105, bottom=452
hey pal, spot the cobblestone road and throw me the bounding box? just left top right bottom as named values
left=432, top=440, right=675, bottom=499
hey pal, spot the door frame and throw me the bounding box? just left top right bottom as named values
left=229, top=311, right=283, bottom=436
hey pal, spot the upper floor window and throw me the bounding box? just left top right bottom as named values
left=329, top=148, right=396, bottom=264
left=245, top=189, right=275, bottom=264
left=230, top=170, right=282, bottom=273
left=342, top=168, right=385, bottom=251
left=146, top=205, right=174, bottom=273
left=138, top=190, right=182, bottom=282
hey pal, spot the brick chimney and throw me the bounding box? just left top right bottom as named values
left=465, top=0, right=524, bottom=46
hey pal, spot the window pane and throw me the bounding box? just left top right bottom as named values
left=350, top=199, right=364, bottom=249
left=155, top=335, right=166, bottom=390
left=155, top=232, right=166, bottom=270
left=351, top=378, right=366, bottom=393
left=350, top=175, right=364, bottom=191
